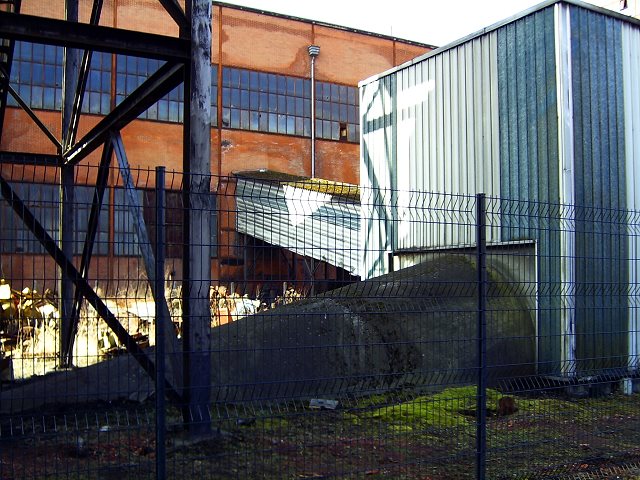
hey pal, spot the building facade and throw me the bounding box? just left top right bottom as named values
left=360, top=0, right=640, bottom=376
left=0, top=1, right=432, bottom=291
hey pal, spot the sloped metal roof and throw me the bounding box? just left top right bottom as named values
left=235, top=171, right=360, bottom=276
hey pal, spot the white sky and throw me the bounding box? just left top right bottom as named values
left=218, top=0, right=621, bottom=46
left=219, top=0, right=624, bottom=46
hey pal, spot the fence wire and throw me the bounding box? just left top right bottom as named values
left=0, top=165, right=638, bottom=479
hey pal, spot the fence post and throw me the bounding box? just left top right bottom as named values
left=476, top=193, right=487, bottom=480
left=155, top=166, right=167, bottom=480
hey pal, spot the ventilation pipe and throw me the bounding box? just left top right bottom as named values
left=308, top=45, right=320, bottom=178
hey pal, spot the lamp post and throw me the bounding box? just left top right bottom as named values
left=308, top=45, right=320, bottom=178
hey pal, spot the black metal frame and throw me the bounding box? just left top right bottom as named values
left=0, top=0, right=213, bottom=419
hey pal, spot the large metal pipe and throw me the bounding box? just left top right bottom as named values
left=308, top=45, right=319, bottom=178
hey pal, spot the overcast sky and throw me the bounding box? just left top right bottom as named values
left=218, top=0, right=562, bottom=46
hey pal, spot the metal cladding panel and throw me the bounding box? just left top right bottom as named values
left=360, top=76, right=397, bottom=279
left=235, top=179, right=360, bottom=276
left=570, top=6, right=628, bottom=371
left=394, top=32, right=501, bottom=252
left=497, top=6, right=564, bottom=372
left=622, top=22, right=640, bottom=371
left=360, top=32, right=501, bottom=279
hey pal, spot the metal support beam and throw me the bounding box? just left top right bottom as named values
left=65, top=0, right=103, bottom=148
left=64, top=62, right=184, bottom=166
left=112, top=131, right=183, bottom=394
left=63, top=140, right=112, bottom=366
left=0, top=173, right=182, bottom=404
left=59, top=0, right=79, bottom=370
left=158, top=0, right=188, bottom=34
left=183, top=0, right=212, bottom=434
left=0, top=11, right=189, bottom=61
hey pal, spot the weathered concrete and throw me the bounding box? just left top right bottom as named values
left=209, top=254, right=535, bottom=402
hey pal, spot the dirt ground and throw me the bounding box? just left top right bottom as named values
left=1, top=386, right=639, bottom=479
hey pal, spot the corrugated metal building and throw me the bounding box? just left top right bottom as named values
left=360, top=0, right=640, bottom=375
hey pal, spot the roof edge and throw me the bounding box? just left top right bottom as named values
left=211, top=1, right=437, bottom=50
left=359, top=0, right=640, bottom=87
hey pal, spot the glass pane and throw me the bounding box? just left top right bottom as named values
left=250, top=91, right=259, bottom=110
left=339, top=85, right=348, bottom=103
left=259, top=73, right=269, bottom=92
left=250, top=71, right=259, bottom=90
left=277, top=114, right=286, bottom=134
left=222, top=87, right=230, bottom=107
left=222, top=67, right=231, bottom=86
left=44, top=45, right=57, bottom=64
left=240, top=89, right=250, bottom=109
left=340, top=104, right=348, bottom=122
left=43, top=88, right=55, bottom=109
left=278, top=95, right=286, bottom=113
left=348, top=124, right=357, bottom=143
left=348, top=105, right=357, bottom=123
left=230, top=88, right=240, bottom=108
left=286, top=77, right=295, bottom=96
left=90, top=91, right=100, bottom=114
left=33, top=44, right=45, bottom=62
left=250, top=111, right=259, bottom=130
left=32, top=66, right=43, bottom=85
left=268, top=74, right=277, bottom=93
left=286, top=115, right=295, bottom=135
left=277, top=75, right=286, bottom=95
left=348, top=87, right=357, bottom=105
left=286, top=96, right=295, bottom=115
left=44, top=65, right=56, bottom=87
left=31, top=86, right=43, bottom=109
left=158, top=100, right=169, bottom=120
left=239, top=69, right=249, bottom=89
left=169, top=101, right=180, bottom=122
left=259, top=112, right=268, bottom=131
left=260, top=92, right=268, bottom=112
left=331, top=84, right=340, bottom=102
left=116, top=74, right=126, bottom=95
left=268, top=93, right=277, bottom=113
left=230, top=68, right=240, bottom=87
left=268, top=113, right=277, bottom=133
left=230, top=108, right=240, bottom=128
left=222, top=107, right=230, bottom=127
left=240, top=109, right=250, bottom=129
left=295, top=117, right=304, bottom=136
left=331, top=121, right=340, bottom=140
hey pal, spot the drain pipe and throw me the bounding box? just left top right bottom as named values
left=308, top=45, right=320, bottom=178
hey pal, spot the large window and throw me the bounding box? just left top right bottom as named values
left=9, top=42, right=111, bottom=114
left=0, top=183, right=109, bottom=255
left=222, top=67, right=311, bottom=137
left=315, top=81, right=359, bottom=142
left=221, top=66, right=359, bottom=143
left=115, top=56, right=218, bottom=125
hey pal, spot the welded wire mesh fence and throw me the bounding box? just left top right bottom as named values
left=0, top=165, right=638, bottom=479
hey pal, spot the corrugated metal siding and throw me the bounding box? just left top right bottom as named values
left=236, top=178, right=360, bottom=276
left=570, top=6, right=628, bottom=371
left=360, top=31, right=502, bottom=279
left=394, top=32, right=501, bottom=251
left=360, top=76, right=396, bottom=279
left=622, top=22, right=640, bottom=370
left=496, top=6, right=563, bottom=372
